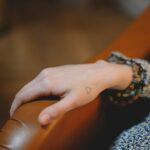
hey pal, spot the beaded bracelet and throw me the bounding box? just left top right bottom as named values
left=102, top=52, right=150, bottom=106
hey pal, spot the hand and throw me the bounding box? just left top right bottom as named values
left=10, top=60, right=132, bottom=125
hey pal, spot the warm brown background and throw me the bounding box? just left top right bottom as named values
left=0, top=0, right=133, bottom=126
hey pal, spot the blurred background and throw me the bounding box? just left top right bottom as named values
left=0, top=0, right=150, bottom=126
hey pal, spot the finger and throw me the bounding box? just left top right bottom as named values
left=18, top=73, right=42, bottom=94
left=10, top=79, right=51, bottom=116
left=38, top=92, right=79, bottom=126
left=10, top=70, right=48, bottom=116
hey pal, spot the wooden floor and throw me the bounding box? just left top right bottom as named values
left=0, top=1, right=132, bottom=126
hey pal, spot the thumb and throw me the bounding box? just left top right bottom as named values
left=38, top=92, right=79, bottom=126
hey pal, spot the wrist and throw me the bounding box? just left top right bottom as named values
left=109, top=63, right=133, bottom=90
left=94, top=60, right=133, bottom=90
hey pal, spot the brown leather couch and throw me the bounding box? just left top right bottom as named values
left=0, top=7, right=150, bottom=150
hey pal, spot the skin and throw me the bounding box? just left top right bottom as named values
left=10, top=60, right=133, bottom=126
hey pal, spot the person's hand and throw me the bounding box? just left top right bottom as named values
left=10, top=60, right=132, bottom=125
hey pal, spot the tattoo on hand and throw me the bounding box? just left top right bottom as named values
left=85, top=86, right=92, bottom=95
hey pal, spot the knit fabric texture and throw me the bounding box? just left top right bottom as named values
left=111, top=113, right=150, bottom=150
left=108, top=52, right=150, bottom=149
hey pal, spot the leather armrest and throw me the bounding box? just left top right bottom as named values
left=0, top=98, right=102, bottom=150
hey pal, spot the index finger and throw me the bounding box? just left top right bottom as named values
left=10, top=79, right=51, bottom=116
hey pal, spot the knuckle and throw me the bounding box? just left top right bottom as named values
left=42, top=77, right=50, bottom=89
left=40, top=68, right=49, bottom=77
